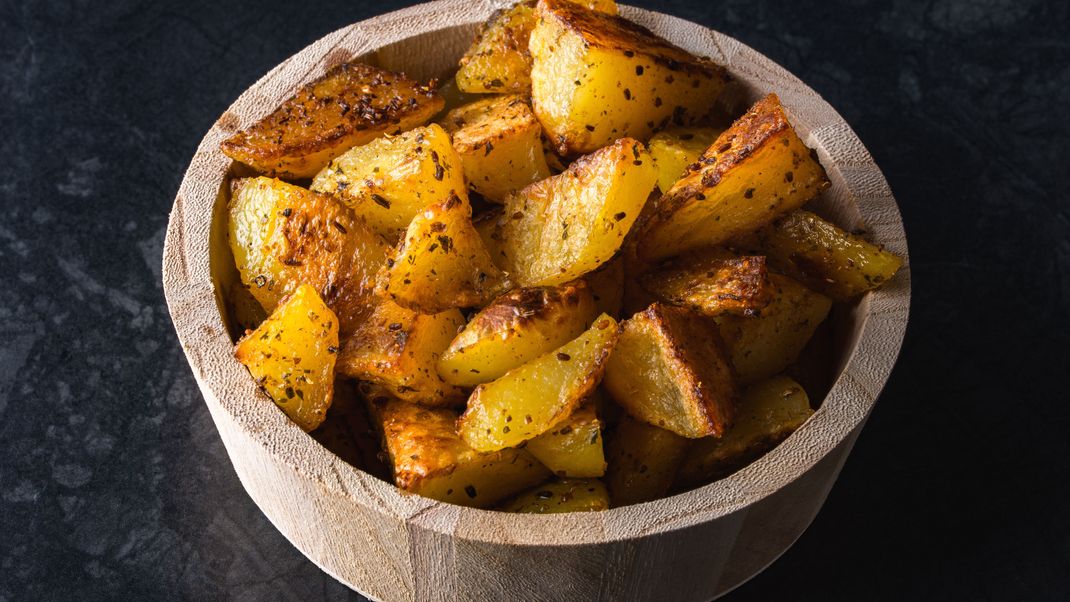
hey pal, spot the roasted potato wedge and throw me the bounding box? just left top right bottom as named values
left=377, top=193, right=509, bottom=312
left=311, top=124, right=466, bottom=239
left=455, top=0, right=618, bottom=96
left=526, top=403, right=607, bottom=477
left=437, top=281, right=598, bottom=386
left=640, top=94, right=830, bottom=260
left=501, top=478, right=610, bottom=513
left=234, top=284, right=338, bottom=432
left=584, top=256, right=625, bottom=318
left=499, top=138, right=657, bottom=286
left=676, top=375, right=813, bottom=488
left=648, top=126, right=724, bottom=192
left=739, top=209, right=903, bottom=301
left=715, top=274, right=832, bottom=385
left=371, top=399, right=550, bottom=508
left=458, top=314, right=619, bottom=451
left=442, top=95, right=551, bottom=202
left=530, top=0, right=729, bottom=155
left=337, top=300, right=466, bottom=406
left=228, top=177, right=389, bottom=333
left=603, top=303, right=737, bottom=438
left=639, top=250, right=773, bottom=317
left=221, top=62, right=442, bottom=178
left=605, top=414, right=689, bottom=506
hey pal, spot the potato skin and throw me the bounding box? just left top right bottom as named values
left=640, top=250, right=773, bottom=317
left=442, top=95, right=552, bottom=202
left=371, top=399, right=550, bottom=508
left=640, top=94, right=830, bottom=260
left=234, top=284, right=338, bottom=432
left=336, top=300, right=467, bottom=407
left=436, top=281, right=598, bottom=386
left=676, top=375, right=813, bottom=489
left=530, top=0, right=729, bottom=155
left=221, top=62, right=442, bottom=178
left=603, top=303, right=738, bottom=438
left=739, top=209, right=903, bottom=301
left=228, top=177, right=390, bottom=334
left=714, top=273, right=832, bottom=385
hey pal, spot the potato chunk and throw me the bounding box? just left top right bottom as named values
left=715, top=274, right=832, bottom=385
left=377, top=194, right=509, bottom=312
left=584, top=256, right=624, bottom=318
left=605, top=414, right=689, bottom=506
left=676, top=375, right=813, bottom=488
left=525, top=403, right=606, bottom=477
left=640, top=94, right=830, bottom=260
left=337, top=300, right=466, bottom=406
left=437, top=281, right=597, bottom=386
left=442, top=95, right=551, bottom=202
left=648, top=127, right=723, bottom=192
left=371, top=399, right=550, bottom=508
left=221, top=63, right=442, bottom=178
left=530, top=0, right=729, bottom=155
left=501, top=479, right=610, bottom=513
left=458, top=314, right=619, bottom=452
left=499, top=138, right=657, bottom=286
left=311, top=124, right=466, bottom=238
left=740, top=210, right=903, bottom=301
left=603, top=303, right=737, bottom=438
left=455, top=0, right=618, bottom=96
left=639, top=250, right=773, bottom=317
left=228, top=177, right=390, bottom=333
left=234, top=285, right=338, bottom=432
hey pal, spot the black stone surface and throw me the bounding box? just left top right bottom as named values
left=1, top=0, right=1067, bottom=599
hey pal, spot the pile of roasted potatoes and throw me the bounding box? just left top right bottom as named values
left=224, top=0, right=902, bottom=512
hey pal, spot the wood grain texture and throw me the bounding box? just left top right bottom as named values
left=161, top=1, right=911, bottom=600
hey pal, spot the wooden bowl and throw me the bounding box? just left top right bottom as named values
left=162, top=1, right=910, bottom=599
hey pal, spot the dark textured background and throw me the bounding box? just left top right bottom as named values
left=2, top=0, right=1068, bottom=599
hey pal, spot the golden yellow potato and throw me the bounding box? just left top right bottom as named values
left=640, top=94, right=830, bottom=260
left=234, top=284, right=338, bottom=432
left=437, top=281, right=598, bottom=386
left=501, top=478, right=610, bottom=513
left=647, top=126, right=723, bottom=192
left=370, top=399, right=550, bottom=508
left=377, top=193, right=509, bottom=313
left=499, top=138, right=657, bottom=286
left=530, top=0, right=728, bottom=155
left=605, top=414, right=689, bottom=506
left=221, top=62, right=442, bottom=178
left=603, top=303, right=738, bottom=438
left=337, top=300, right=466, bottom=407
left=676, top=375, right=813, bottom=488
left=455, top=0, right=618, bottom=96
left=228, top=177, right=390, bottom=334
left=311, top=124, right=467, bottom=239
left=583, top=256, right=625, bottom=319
left=639, top=250, right=773, bottom=317
left=715, top=274, right=832, bottom=385
left=442, top=95, right=551, bottom=202
left=458, top=314, right=619, bottom=451
left=739, top=209, right=903, bottom=301
left=525, top=403, right=606, bottom=477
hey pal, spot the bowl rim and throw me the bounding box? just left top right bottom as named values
left=162, top=0, right=910, bottom=548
